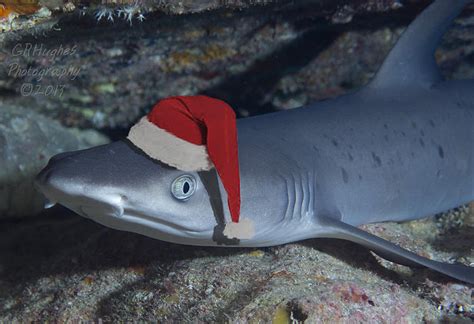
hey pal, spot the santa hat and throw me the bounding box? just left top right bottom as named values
left=127, top=95, right=254, bottom=240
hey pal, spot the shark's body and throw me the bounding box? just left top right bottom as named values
left=36, top=0, right=474, bottom=283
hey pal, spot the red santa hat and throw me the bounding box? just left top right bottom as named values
left=127, top=95, right=254, bottom=240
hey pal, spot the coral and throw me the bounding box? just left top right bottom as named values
left=82, top=3, right=147, bottom=25
left=94, top=7, right=115, bottom=22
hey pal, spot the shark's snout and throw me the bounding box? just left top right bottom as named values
left=35, top=149, right=84, bottom=191
left=35, top=158, right=62, bottom=200
left=35, top=163, right=56, bottom=191
left=35, top=165, right=58, bottom=209
left=35, top=151, right=79, bottom=198
left=35, top=149, right=127, bottom=220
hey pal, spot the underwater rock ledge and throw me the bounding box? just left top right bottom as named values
left=0, top=105, right=109, bottom=218
left=2, top=0, right=473, bottom=130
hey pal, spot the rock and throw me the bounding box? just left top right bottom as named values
left=2, top=1, right=472, bottom=130
left=0, top=104, right=109, bottom=218
left=0, top=205, right=472, bottom=321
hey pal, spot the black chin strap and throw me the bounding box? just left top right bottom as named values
left=198, top=170, right=240, bottom=246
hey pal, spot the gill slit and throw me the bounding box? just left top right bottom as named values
left=308, top=170, right=314, bottom=217
left=300, top=172, right=307, bottom=221
left=292, top=172, right=301, bottom=221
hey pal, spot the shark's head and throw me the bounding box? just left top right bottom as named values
left=35, top=140, right=220, bottom=245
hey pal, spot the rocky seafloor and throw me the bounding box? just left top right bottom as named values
left=0, top=205, right=473, bottom=322
left=0, top=0, right=473, bottom=322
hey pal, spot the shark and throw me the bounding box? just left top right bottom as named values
left=35, top=0, right=474, bottom=284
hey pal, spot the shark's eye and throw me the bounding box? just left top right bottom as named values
left=171, top=175, right=196, bottom=201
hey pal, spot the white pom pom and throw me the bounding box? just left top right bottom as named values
left=223, top=218, right=255, bottom=239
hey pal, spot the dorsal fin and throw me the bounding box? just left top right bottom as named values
left=368, top=0, right=470, bottom=89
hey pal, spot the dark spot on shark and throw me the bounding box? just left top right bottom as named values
left=396, top=151, right=403, bottom=165
left=401, top=131, right=406, bottom=137
left=348, top=144, right=353, bottom=150
left=332, top=139, right=339, bottom=147
left=410, top=152, right=415, bottom=158
left=436, top=169, right=442, bottom=178
left=384, top=135, right=389, bottom=142
left=348, top=152, right=354, bottom=161
left=420, top=129, right=425, bottom=136
left=411, top=121, right=417, bottom=129
left=280, top=137, right=287, bottom=142
left=456, top=100, right=465, bottom=108
left=429, top=119, right=435, bottom=128
left=383, top=123, right=388, bottom=129
left=371, top=152, right=382, bottom=167
left=312, top=145, right=319, bottom=153
left=438, top=145, right=444, bottom=159
left=341, top=168, right=349, bottom=184
left=419, top=138, right=425, bottom=147
left=358, top=174, right=362, bottom=180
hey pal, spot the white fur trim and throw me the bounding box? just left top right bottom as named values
left=223, top=218, right=255, bottom=239
left=127, top=116, right=214, bottom=171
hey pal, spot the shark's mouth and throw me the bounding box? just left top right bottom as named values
left=80, top=204, right=124, bottom=219
left=77, top=202, right=210, bottom=237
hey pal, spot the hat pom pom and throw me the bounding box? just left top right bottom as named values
left=223, top=218, right=255, bottom=239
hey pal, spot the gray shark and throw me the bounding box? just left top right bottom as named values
left=36, top=0, right=474, bottom=284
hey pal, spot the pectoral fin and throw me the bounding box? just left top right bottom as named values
left=318, top=216, right=474, bottom=284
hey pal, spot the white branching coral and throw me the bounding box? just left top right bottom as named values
left=123, top=5, right=136, bottom=24
left=137, top=12, right=146, bottom=22
left=122, top=4, right=146, bottom=25
left=91, top=3, right=146, bottom=25
left=94, top=7, right=114, bottom=22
